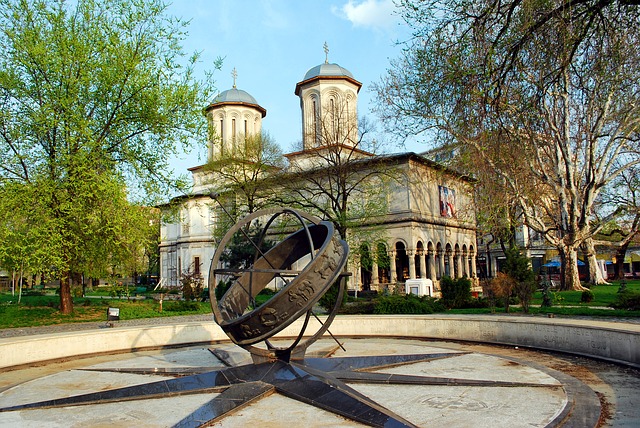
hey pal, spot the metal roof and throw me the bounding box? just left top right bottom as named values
left=303, top=63, right=355, bottom=80
left=213, top=88, right=259, bottom=105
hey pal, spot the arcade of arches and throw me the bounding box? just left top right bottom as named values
left=353, top=240, right=477, bottom=293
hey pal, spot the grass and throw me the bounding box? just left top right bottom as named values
left=531, top=279, right=640, bottom=307
left=0, top=292, right=210, bottom=329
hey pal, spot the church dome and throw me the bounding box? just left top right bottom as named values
left=206, top=87, right=266, bottom=117
left=295, top=62, right=362, bottom=96
left=212, top=88, right=259, bottom=105
left=303, top=63, right=355, bottom=80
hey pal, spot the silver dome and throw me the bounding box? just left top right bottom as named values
left=303, top=63, right=355, bottom=80
left=213, top=88, right=259, bottom=105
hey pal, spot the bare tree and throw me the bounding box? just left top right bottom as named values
left=595, top=164, right=640, bottom=279
left=203, top=131, right=284, bottom=222
left=274, top=100, right=398, bottom=246
left=375, top=0, right=640, bottom=290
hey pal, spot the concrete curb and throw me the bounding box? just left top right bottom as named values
left=0, top=314, right=638, bottom=370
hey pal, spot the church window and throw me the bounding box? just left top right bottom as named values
left=312, top=99, right=318, bottom=146
left=232, top=118, right=236, bottom=141
left=244, top=119, right=248, bottom=138
left=194, top=257, right=201, bottom=275
left=219, top=119, right=224, bottom=155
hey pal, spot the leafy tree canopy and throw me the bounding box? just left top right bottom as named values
left=0, top=0, right=217, bottom=312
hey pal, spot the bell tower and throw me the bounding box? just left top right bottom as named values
left=294, top=44, right=362, bottom=150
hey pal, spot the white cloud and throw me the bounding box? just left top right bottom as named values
left=335, top=0, right=399, bottom=31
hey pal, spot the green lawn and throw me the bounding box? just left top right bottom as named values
left=0, top=292, right=211, bottom=329
left=532, top=279, right=640, bottom=307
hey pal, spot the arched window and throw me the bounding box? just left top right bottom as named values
left=312, top=99, right=318, bottom=146
left=232, top=118, right=236, bottom=141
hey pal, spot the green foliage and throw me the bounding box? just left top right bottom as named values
left=163, top=301, right=201, bottom=312
left=439, top=276, right=472, bottom=309
left=374, top=294, right=444, bottom=314
left=205, top=132, right=284, bottom=216
left=0, top=0, right=216, bottom=313
left=502, top=247, right=535, bottom=283
left=220, top=222, right=276, bottom=270
left=318, top=281, right=347, bottom=313
left=254, top=288, right=276, bottom=307
left=540, top=282, right=553, bottom=308
left=501, top=248, right=537, bottom=313
left=581, top=289, right=595, bottom=303
left=610, top=291, right=640, bottom=311
left=215, top=279, right=232, bottom=302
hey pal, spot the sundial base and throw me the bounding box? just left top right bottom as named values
left=0, top=338, right=603, bottom=427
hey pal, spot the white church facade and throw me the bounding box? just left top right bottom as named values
left=159, top=56, right=478, bottom=295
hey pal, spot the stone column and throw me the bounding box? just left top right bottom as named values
left=389, top=250, right=397, bottom=284
left=352, top=259, right=361, bottom=298
left=428, top=250, right=437, bottom=281
left=439, top=250, right=446, bottom=279
left=419, top=250, right=426, bottom=279
left=447, top=251, right=454, bottom=278
left=408, top=250, right=416, bottom=280
left=490, top=255, right=497, bottom=277
left=461, top=251, right=468, bottom=277
left=454, top=251, right=462, bottom=278
left=371, top=260, right=379, bottom=288
left=471, top=254, right=477, bottom=278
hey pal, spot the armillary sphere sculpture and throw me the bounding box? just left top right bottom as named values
left=0, top=206, right=574, bottom=428
left=209, top=207, right=349, bottom=363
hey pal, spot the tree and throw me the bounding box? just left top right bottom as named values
left=375, top=0, right=640, bottom=290
left=274, top=100, right=398, bottom=246
left=596, top=164, right=640, bottom=279
left=501, top=247, right=536, bottom=313
left=0, top=0, right=215, bottom=313
left=204, top=131, right=284, bottom=222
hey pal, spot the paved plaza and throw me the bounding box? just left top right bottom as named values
left=0, top=315, right=639, bottom=427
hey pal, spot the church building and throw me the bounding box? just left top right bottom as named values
left=159, top=53, right=478, bottom=296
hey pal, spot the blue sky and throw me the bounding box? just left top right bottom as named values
left=166, top=0, right=418, bottom=174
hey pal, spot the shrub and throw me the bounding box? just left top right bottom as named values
left=339, top=300, right=376, bottom=314
left=439, top=276, right=472, bottom=309
left=215, top=280, right=232, bottom=301
left=581, top=289, right=594, bottom=303
left=318, top=280, right=347, bottom=312
left=374, top=294, right=444, bottom=314
left=163, top=300, right=200, bottom=312
left=610, top=291, right=640, bottom=310
left=462, top=297, right=490, bottom=309
left=515, top=280, right=537, bottom=313
left=489, top=272, right=517, bottom=313
left=180, top=271, right=204, bottom=301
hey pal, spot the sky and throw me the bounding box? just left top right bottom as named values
left=165, top=0, right=420, bottom=175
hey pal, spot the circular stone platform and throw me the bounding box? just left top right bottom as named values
left=0, top=337, right=605, bottom=427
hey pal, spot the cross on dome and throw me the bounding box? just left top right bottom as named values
left=324, top=42, right=329, bottom=64
left=231, top=67, right=238, bottom=88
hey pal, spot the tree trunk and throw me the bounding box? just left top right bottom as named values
left=59, top=273, right=74, bottom=314
left=582, top=238, right=608, bottom=285
left=18, top=263, right=23, bottom=304
left=559, top=247, right=587, bottom=291
left=612, top=245, right=628, bottom=280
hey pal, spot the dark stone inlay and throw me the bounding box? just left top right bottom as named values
left=173, top=381, right=274, bottom=428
